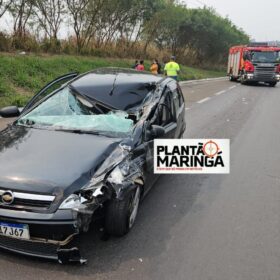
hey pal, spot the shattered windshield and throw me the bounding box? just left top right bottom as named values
left=17, top=87, right=134, bottom=137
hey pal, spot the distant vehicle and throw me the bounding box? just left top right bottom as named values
left=227, top=42, right=280, bottom=86
left=0, top=68, right=186, bottom=264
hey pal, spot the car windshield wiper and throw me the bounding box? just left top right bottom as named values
left=53, top=128, right=101, bottom=135
left=54, top=128, right=121, bottom=138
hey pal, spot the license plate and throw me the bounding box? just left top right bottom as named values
left=0, top=222, right=30, bottom=240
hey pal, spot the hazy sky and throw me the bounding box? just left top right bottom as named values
left=183, top=0, right=280, bottom=41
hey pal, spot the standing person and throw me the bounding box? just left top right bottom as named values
left=156, top=59, right=162, bottom=74
left=164, top=56, right=180, bottom=80
left=150, top=59, right=159, bottom=74
left=132, top=60, right=139, bottom=69
left=136, top=60, right=145, bottom=71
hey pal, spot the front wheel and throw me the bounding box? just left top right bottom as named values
left=229, top=74, right=236, bottom=82
left=105, top=186, right=141, bottom=237
left=240, top=75, right=247, bottom=85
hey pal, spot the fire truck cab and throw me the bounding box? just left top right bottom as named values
left=227, top=42, right=280, bottom=87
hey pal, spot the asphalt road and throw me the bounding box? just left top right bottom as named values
left=0, top=79, right=280, bottom=280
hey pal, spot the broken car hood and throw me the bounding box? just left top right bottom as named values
left=0, top=125, right=122, bottom=195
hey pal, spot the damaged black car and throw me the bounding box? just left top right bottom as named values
left=0, top=68, right=186, bottom=264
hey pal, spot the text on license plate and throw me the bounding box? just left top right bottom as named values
left=0, top=222, right=30, bottom=240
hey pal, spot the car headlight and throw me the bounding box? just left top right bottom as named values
left=59, top=185, right=105, bottom=210
left=59, top=194, right=84, bottom=210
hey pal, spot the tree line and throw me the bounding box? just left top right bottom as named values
left=0, top=0, right=250, bottom=65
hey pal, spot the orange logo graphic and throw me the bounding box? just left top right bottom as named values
left=203, top=140, right=219, bottom=158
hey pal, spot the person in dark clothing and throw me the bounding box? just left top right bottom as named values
left=132, top=60, right=139, bottom=69
left=156, top=59, right=162, bottom=74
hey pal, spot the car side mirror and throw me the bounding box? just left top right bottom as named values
left=151, top=125, right=165, bottom=139
left=0, top=106, right=20, bottom=118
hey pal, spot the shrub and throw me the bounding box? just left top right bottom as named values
left=0, top=32, right=11, bottom=52
left=12, top=33, right=40, bottom=53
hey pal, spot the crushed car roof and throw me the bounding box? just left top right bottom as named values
left=70, top=68, right=164, bottom=111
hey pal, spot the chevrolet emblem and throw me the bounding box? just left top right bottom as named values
left=1, top=191, right=15, bottom=205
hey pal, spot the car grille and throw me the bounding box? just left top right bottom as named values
left=9, top=198, right=52, bottom=208
left=254, top=66, right=276, bottom=80
left=0, top=235, right=58, bottom=259
left=0, top=189, right=55, bottom=210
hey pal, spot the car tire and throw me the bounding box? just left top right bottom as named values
left=240, top=75, right=247, bottom=85
left=269, top=82, right=277, bottom=87
left=105, top=186, right=141, bottom=237
left=229, top=75, right=236, bottom=82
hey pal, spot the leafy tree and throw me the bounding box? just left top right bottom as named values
left=0, top=0, right=250, bottom=65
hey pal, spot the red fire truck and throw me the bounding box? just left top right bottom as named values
left=227, top=42, right=280, bottom=86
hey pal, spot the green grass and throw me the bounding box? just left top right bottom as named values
left=0, top=53, right=224, bottom=108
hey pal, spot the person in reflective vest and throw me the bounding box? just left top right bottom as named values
left=164, top=56, right=180, bottom=80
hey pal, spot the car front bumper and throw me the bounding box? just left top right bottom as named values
left=0, top=208, right=88, bottom=264
left=245, top=73, right=280, bottom=82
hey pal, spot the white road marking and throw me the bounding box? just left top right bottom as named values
left=197, top=97, right=211, bottom=104
left=213, top=85, right=236, bottom=98
left=215, top=90, right=226, bottom=96
left=185, top=107, right=190, bottom=111
left=179, top=77, right=226, bottom=86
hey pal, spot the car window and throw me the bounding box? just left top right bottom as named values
left=178, top=86, right=184, bottom=105
left=155, top=90, right=174, bottom=127
left=23, top=73, right=78, bottom=113
left=161, top=105, right=172, bottom=125
left=172, top=88, right=183, bottom=117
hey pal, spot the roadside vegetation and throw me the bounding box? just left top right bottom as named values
left=0, top=0, right=249, bottom=67
left=0, top=0, right=246, bottom=107
left=0, top=53, right=224, bottom=108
